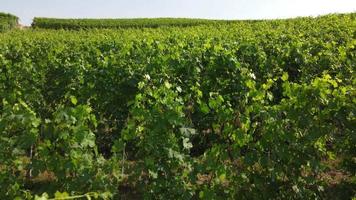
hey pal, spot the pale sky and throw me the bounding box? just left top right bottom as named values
left=1, top=0, right=356, bottom=25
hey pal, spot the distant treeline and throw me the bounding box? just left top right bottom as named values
left=0, top=12, right=18, bottom=32
left=31, top=17, right=242, bottom=29
left=31, top=13, right=356, bottom=30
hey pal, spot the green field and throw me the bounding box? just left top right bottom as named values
left=0, top=13, right=355, bottom=199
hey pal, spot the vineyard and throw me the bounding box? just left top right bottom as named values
left=0, top=13, right=355, bottom=199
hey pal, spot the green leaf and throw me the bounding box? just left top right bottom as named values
left=55, top=191, right=70, bottom=198
left=281, top=72, right=289, bottom=81
left=176, top=86, right=182, bottom=93
left=149, top=169, right=158, bottom=179
left=219, top=173, right=226, bottom=182
left=246, top=80, right=255, bottom=89
left=200, top=102, right=210, bottom=114
left=179, top=127, right=197, bottom=137
left=138, top=81, right=145, bottom=89
left=164, top=81, right=172, bottom=89
left=34, top=193, right=49, bottom=200
left=70, top=96, right=78, bottom=105
left=183, top=138, right=193, bottom=150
